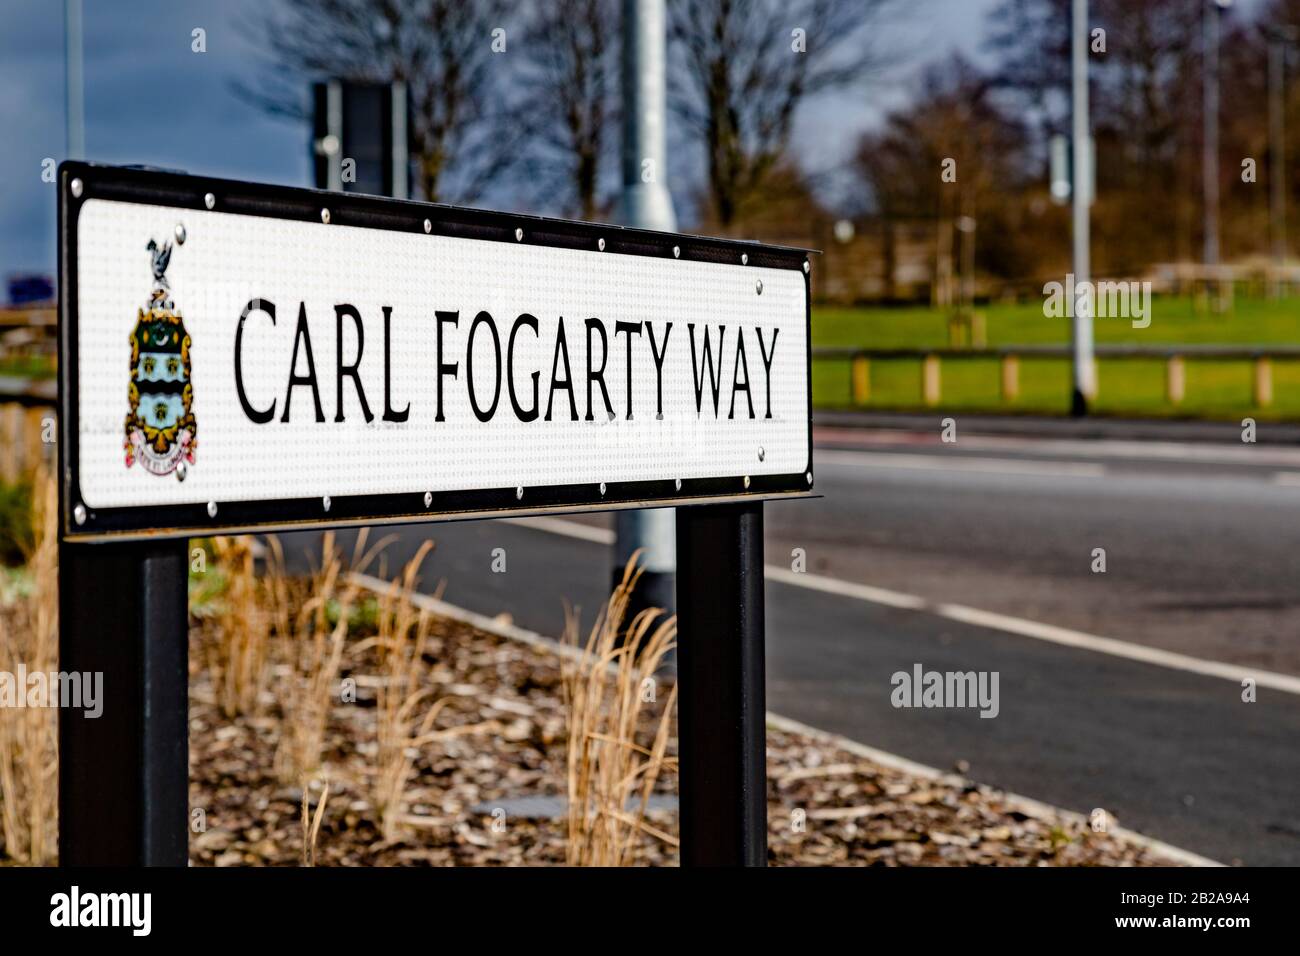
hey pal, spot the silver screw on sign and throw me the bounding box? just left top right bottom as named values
left=204, top=193, right=215, bottom=210
left=73, top=503, right=87, bottom=525
left=70, top=178, right=83, bottom=198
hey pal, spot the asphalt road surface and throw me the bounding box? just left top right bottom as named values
left=280, top=427, right=1300, bottom=866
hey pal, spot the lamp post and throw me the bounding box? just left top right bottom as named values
left=1070, top=0, right=1095, bottom=415
left=613, top=0, right=676, bottom=617
left=1204, top=0, right=1233, bottom=276
left=1267, top=25, right=1296, bottom=297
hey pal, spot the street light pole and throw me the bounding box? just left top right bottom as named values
left=614, top=0, right=676, bottom=616
left=1204, top=0, right=1225, bottom=272
left=1070, top=0, right=1095, bottom=416
left=1269, top=29, right=1292, bottom=296
left=65, top=0, right=84, bottom=160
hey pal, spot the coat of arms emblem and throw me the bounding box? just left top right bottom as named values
left=124, top=232, right=196, bottom=479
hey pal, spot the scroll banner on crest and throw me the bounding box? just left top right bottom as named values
left=59, top=163, right=813, bottom=539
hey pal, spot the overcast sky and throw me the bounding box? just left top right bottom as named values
left=1, top=0, right=1006, bottom=277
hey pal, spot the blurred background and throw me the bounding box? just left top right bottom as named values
left=1, top=0, right=1298, bottom=869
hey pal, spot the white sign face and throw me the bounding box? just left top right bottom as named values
left=62, top=167, right=811, bottom=537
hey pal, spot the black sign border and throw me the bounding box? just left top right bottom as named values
left=59, top=161, right=815, bottom=541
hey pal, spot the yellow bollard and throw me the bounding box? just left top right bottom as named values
left=1000, top=354, right=1020, bottom=402
left=1254, top=356, right=1274, bottom=407
left=850, top=355, right=870, bottom=404
left=923, top=354, right=941, bottom=406
left=1165, top=355, right=1185, bottom=405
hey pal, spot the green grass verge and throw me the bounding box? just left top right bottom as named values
left=812, top=296, right=1300, bottom=419
left=0, top=356, right=55, bottom=380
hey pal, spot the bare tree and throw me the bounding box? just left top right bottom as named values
left=516, top=0, right=618, bottom=220
left=983, top=0, right=1072, bottom=147
left=667, top=0, right=903, bottom=229
left=855, top=56, right=1036, bottom=283
left=239, top=0, right=521, bottom=205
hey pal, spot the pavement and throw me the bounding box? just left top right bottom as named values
left=278, top=421, right=1300, bottom=866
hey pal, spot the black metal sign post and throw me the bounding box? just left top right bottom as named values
left=57, top=539, right=190, bottom=866
left=676, top=501, right=768, bottom=866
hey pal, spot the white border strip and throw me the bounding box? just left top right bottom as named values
left=762, top=713, right=1222, bottom=868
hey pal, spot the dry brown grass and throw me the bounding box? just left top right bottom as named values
left=0, top=472, right=58, bottom=864
left=300, top=778, right=330, bottom=867
left=352, top=540, right=447, bottom=841
left=272, top=531, right=366, bottom=785
left=563, top=556, right=678, bottom=866
left=207, top=536, right=277, bottom=718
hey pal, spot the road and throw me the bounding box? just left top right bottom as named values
left=279, top=427, right=1300, bottom=865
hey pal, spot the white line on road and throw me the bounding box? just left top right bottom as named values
left=1274, top=471, right=1300, bottom=486
left=815, top=448, right=1108, bottom=478
left=344, top=566, right=1223, bottom=868
left=765, top=565, right=926, bottom=611
left=933, top=602, right=1300, bottom=695
left=817, top=426, right=1300, bottom=468
left=504, top=514, right=614, bottom=544
left=509, top=514, right=1300, bottom=696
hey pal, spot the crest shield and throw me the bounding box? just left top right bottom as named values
left=124, top=235, right=196, bottom=478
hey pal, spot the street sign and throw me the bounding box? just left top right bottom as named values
left=59, top=163, right=813, bottom=540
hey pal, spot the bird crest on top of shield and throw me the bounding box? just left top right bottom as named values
left=124, top=231, right=196, bottom=479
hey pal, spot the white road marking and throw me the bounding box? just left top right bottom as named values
left=507, top=514, right=1300, bottom=696
left=816, top=448, right=1107, bottom=478
left=765, top=565, right=926, bottom=611
left=934, top=602, right=1300, bottom=695
left=504, top=514, right=614, bottom=544
left=817, top=426, right=1300, bottom=468
left=344, top=566, right=1224, bottom=868
left=1274, top=471, right=1300, bottom=486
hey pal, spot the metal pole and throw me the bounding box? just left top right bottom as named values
left=1070, top=0, right=1095, bottom=415
left=1204, top=0, right=1222, bottom=270
left=614, top=0, right=676, bottom=615
left=676, top=502, right=767, bottom=866
left=58, top=539, right=190, bottom=866
left=1270, top=35, right=1287, bottom=295
left=64, top=0, right=83, bottom=160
